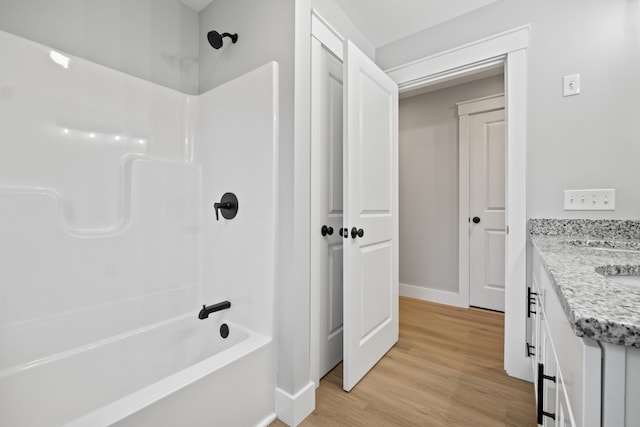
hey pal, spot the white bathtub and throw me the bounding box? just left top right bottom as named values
left=0, top=313, right=276, bottom=427
left=0, top=30, right=279, bottom=427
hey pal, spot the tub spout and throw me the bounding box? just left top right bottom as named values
left=198, top=301, right=231, bottom=319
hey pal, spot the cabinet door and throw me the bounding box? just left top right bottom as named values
left=539, top=316, right=558, bottom=426
left=529, top=278, right=541, bottom=374
left=557, top=379, right=577, bottom=427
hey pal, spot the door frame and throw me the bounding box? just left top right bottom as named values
left=309, top=10, right=344, bottom=388
left=457, top=93, right=505, bottom=309
left=385, top=25, right=530, bottom=381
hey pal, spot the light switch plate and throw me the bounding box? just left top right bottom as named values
left=564, top=189, right=615, bottom=210
left=563, top=74, right=580, bottom=96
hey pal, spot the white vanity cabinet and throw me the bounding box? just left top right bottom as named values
left=600, top=341, right=640, bottom=425
left=528, top=220, right=640, bottom=427
left=529, top=249, right=601, bottom=427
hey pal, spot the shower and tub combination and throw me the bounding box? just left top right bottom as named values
left=0, top=28, right=278, bottom=426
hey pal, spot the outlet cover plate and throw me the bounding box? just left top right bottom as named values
left=564, top=189, right=615, bottom=211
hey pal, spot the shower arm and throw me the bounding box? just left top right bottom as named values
left=220, top=32, right=237, bottom=42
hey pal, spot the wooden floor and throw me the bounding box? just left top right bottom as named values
left=271, top=297, right=535, bottom=426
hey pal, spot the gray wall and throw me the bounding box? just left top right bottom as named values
left=198, top=0, right=294, bottom=92
left=199, top=0, right=304, bottom=396
left=379, top=0, right=640, bottom=220
left=399, top=75, right=504, bottom=292
left=0, top=0, right=199, bottom=94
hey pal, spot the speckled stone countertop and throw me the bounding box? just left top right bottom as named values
left=529, top=219, right=640, bottom=348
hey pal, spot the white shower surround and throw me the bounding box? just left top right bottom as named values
left=0, top=29, right=278, bottom=426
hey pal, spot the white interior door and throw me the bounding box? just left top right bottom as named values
left=469, top=107, right=505, bottom=312
left=312, top=43, right=345, bottom=380
left=343, top=40, right=399, bottom=392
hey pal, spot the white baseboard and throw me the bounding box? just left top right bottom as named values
left=256, top=413, right=277, bottom=427
left=274, top=381, right=315, bottom=426
left=400, top=283, right=468, bottom=308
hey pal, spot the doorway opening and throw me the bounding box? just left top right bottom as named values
left=385, top=25, right=530, bottom=381
left=399, top=70, right=505, bottom=313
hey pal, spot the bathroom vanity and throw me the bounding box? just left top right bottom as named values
left=528, top=219, right=640, bottom=427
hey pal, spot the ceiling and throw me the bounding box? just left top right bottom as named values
left=179, top=0, right=212, bottom=12
left=179, top=0, right=498, bottom=47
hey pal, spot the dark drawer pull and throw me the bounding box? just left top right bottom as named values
left=537, top=363, right=556, bottom=424
left=526, top=343, right=535, bottom=357
left=527, top=286, right=538, bottom=318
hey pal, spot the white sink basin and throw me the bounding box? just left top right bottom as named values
left=596, top=265, right=640, bottom=286
left=607, top=275, right=640, bottom=286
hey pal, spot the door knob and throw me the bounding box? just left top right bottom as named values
left=351, top=227, right=364, bottom=239
left=472, top=216, right=480, bottom=224
left=321, top=225, right=334, bottom=236
left=214, top=192, right=239, bottom=221
left=339, top=227, right=348, bottom=238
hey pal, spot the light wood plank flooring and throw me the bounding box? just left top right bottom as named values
left=271, top=297, right=535, bottom=426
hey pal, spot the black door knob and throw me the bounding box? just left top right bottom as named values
left=321, top=225, right=334, bottom=236
left=339, top=227, right=347, bottom=238
left=472, top=217, right=480, bottom=224
left=351, top=227, right=364, bottom=239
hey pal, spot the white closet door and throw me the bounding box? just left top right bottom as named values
left=314, top=44, right=345, bottom=379
left=342, top=40, right=399, bottom=392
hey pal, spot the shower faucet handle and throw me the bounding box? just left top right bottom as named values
left=214, top=192, right=239, bottom=221
left=213, top=202, right=231, bottom=220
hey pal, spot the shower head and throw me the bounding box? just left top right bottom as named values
left=207, top=31, right=238, bottom=49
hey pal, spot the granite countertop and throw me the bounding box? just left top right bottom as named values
left=529, top=219, right=640, bottom=348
